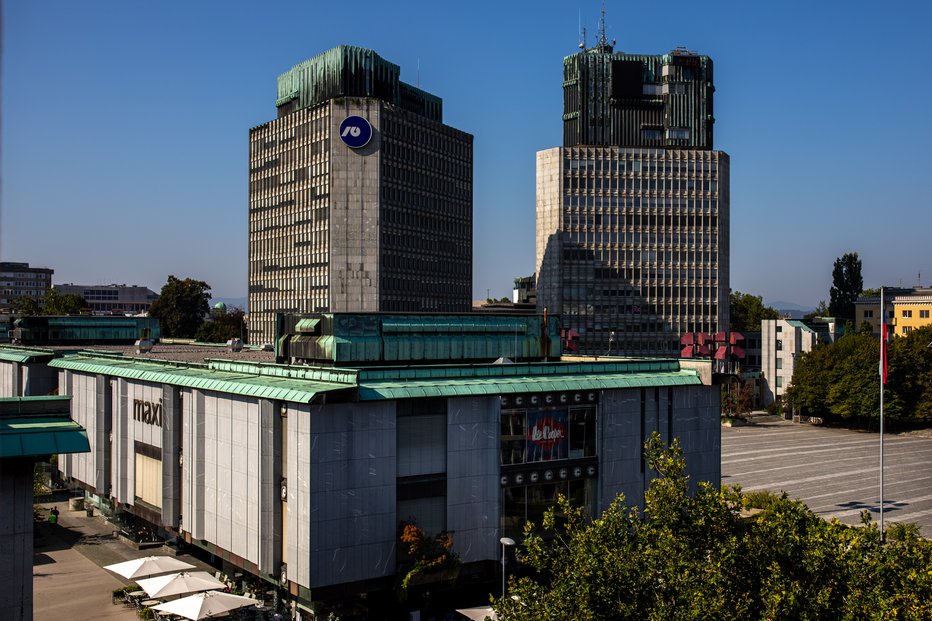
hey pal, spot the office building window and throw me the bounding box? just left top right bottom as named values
left=863, top=310, right=874, bottom=318
left=903, top=310, right=913, bottom=318
left=921, top=310, right=930, bottom=319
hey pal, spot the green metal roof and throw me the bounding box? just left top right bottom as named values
left=786, top=320, right=817, bottom=333
left=46, top=352, right=704, bottom=404
left=50, top=354, right=355, bottom=404
left=358, top=370, right=700, bottom=401
left=356, top=359, right=700, bottom=400
left=0, top=397, right=90, bottom=458
left=0, top=346, right=57, bottom=364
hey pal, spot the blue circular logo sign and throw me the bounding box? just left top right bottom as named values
left=339, top=116, right=373, bottom=149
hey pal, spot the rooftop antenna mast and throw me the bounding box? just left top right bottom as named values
left=579, top=17, right=587, bottom=51
left=596, top=1, right=616, bottom=52
left=598, top=0, right=607, bottom=49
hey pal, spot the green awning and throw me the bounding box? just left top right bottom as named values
left=0, top=417, right=90, bottom=458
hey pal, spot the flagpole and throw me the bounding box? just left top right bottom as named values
left=879, top=286, right=885, bottom=539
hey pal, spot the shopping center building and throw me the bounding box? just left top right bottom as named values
left=0, top=313, right=720, bottom=615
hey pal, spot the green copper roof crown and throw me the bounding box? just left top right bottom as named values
left=563, top=47, right=715, bottom=149
left=275, top=45, right=442, bottom=122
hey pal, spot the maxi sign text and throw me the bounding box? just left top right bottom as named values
left=133, top=399, right=162, bottom=427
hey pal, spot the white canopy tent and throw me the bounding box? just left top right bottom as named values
left=152, top=590, right=259, bottom=620
left=136, top=571, right=227, bottom=599
left=103, top=556, right=196, bottom=580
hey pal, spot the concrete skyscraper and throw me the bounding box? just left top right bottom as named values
left=248, top=46, right=473, bottom=345
left=536, top=30, right=729, bottom=357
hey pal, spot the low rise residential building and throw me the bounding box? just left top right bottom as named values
left=0, top=262, right=53, bottom=310
left=855, top=287, right=932, bottom=337
left=893, top=293, right=932, bottom=336
left=760, top=318, right=838, bottom=407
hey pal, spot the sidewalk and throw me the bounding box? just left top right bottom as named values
left=33, top=502, right=215, bottom=619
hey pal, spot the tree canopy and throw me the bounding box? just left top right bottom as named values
left=493, top=434, right=932, bottom=621
left=787, top=325, right=932, bottom=425
left=728, top=291, right=778, bottom=332
left=194, top=306, right=246, bottom=343
left=11, top=290, right=87, bottom=316
left=829, top=252, right=863, bottom=320
left=148, top=276, right=211, bottom=338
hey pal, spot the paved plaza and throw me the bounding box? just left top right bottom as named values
left=722, top=416, right=932, bottom=537
left=32, top=502, right=216, bottom=620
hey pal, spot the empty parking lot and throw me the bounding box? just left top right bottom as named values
left=721, top=417, right=932, bottom=537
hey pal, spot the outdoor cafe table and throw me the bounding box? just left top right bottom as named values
left=140, top=599, right=161, bottom=608
left=126, top=591, right=146, bottom=605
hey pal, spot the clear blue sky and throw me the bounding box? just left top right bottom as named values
left=3, top=1, right=931, bottom=308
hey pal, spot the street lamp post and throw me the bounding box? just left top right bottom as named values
left=500, top=536, right=515, bottom=598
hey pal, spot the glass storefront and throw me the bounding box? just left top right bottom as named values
left=500, top=401, right=598, bottom=539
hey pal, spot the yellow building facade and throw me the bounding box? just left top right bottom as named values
left=893, top=295, right=932, bottom=336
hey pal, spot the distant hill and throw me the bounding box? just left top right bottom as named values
left=766, top=300, right=816, bottom=319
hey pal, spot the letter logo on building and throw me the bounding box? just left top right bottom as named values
left=133, top=398, right=163, bottom=427
left=339, top=116, right=373, bottom=149
left=526, top=410, right=568, bottom=462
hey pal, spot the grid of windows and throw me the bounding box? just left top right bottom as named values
left=249, top=105, right=333, bottom=344
left=248, top=99, right=473, bottom=345
left=536, top=147, right=729, bottom=356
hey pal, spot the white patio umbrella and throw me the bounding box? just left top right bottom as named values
left=136, top=571, right=226, bottom=599
left=152, top=590, right=259, bottom=620
left=456, top=607, right=497, bottom=621
left=103, top=556, right=196, bottom=580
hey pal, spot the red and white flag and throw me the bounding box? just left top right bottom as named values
left=880, top=290, right=888, bottom=385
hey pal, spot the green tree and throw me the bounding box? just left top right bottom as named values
left=148, top=276, right=211, bottom=338
left=43, top=289, right=87, bottom=315
left=886, top=325, right=932, bottom=421
left=11, top=296, right=41, bottom=316
left=493, top=434, right=932, bottom=621
left=728, top=291, right=778, bottom=332
left=829, top=252, right=863, bottom=320
left=788, top=325, right=932, bottom=426
left=721, top=381, right=753, bottom=419
left=194, top=306, right=247, bottom=343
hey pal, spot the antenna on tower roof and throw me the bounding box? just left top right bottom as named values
left=596, top=0, right=614, bottom=53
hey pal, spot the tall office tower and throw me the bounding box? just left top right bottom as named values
left=536, top=31, right=729, bottom=357
left=248, top=46, right=473, bottom=345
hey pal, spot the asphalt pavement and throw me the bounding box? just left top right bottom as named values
left=722, top=415, right=932, bottom=537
